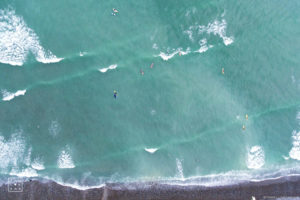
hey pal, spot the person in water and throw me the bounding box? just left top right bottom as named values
left=112, top=8, right=118, bottom=16
left=113, top=90, right=117, bottom=99
left=140, top=69, right=144, bottom=75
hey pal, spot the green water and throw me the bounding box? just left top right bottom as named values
left=0, top=0, right=300, bottom=186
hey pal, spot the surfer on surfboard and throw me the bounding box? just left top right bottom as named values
left=112, top=8, right=118, bottom=16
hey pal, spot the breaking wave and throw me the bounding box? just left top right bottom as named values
left=0, top=9, right=62, bottom=66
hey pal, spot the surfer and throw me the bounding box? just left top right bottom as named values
left=112, top=8, right=118, bottom=16
left=242, top=125, right=246, bottom=130
left=222, top=68, right=224, bottom=74
left=150, top=63, right=154, bottom=68
left=140, top=69, right=144, bottom=75
left=179, top=51, right=182, bottom=56
left=246, top=114, right=248, bottom=120
left=113, top=90, right=117, bottom=99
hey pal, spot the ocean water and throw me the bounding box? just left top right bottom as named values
left=0, top=0, right=300, bottom=188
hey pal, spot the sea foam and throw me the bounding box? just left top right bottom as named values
left=0, top=9, right=62, bottom=66
left=0, top=132, right=26, bottom=169
left=289, top=130, right=300, bottom=160
left=157, top=48, right=190, bottom=61
left=176, top=158, right=184, bottom=180
left=2, top=89, right=26, bottom=101
left=10, top=167, right=38, bottom=177
left=247, top=146, right=265, bottom=169
left=31, top=157, right=45, bottom=170
left=195, top=39, right=213, bottom=53
left=49, top=120, right=61, bottom=137
left=57, top=147, right=75, bottom=169
left=99, top=64, right=118, bottom=73
left=184, top=18, right=234, bottom=47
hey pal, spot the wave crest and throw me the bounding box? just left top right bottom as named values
left=0, top=9, right=62, bottom=66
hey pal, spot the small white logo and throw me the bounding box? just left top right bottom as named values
left=8, top=177, right=23, bottom=192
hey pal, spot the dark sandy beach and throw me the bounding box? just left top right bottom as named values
left=1, top=175, right=300, bottom=200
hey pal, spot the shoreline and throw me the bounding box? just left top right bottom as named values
left=1, top=175, right=300, bottom=200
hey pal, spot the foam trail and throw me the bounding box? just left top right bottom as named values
left=24, top=147, right=32, bottom=166
left=48, top=120, right=61, bottom=137
left=144, top=148, right=158, bottom=154
left=176, top=158, right=184, bottom=180
left=10, top=167, right=38, bottom=177
left=2, top=89, right=26, bottom=101
left=99, top=64, right=118, bottom=73
left=57, top=146, right=75, bottom=169
left=247, top=146, right=265, bottom=169
left=0, top=9, right=62, bottom=66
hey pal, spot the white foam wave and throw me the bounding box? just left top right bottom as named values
left=144, top=148, right=158, bottom=154
left=176, top=158, right=184, bottom=180
left=99, top=64, right=118, bottom=73
left=195, top=39, right=213, bottom=53
left=205, top=19, right=234, bottom=46
left=179, top=47, right=191, bottom=55
left=46, top=176, right=105, bottom=190
left=57, top=147, right=75, bottom=169
left=289, top=130, right=300, bottom=160
left=2, top=89, right=26, bottom=101
left=158, top=51, right=179, bottom=61
left=31, top=157, right=45, bottom=170
left=36, top=56, right=63, bottom=64
left=247, top=146, right=265, bottom=169
left=184, top=30, right=194, bottom=41
left=158, top=48, right=190, bottom=61
left=10, top=167, right=38, bottom=177
left=184, top=18, right=234, bottom=46
left=0, top=9, right=62, bottom=66
left=0, top=132, right=26, bottom=169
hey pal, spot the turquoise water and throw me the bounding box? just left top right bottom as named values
left=0, top=0, right=300, bottom=186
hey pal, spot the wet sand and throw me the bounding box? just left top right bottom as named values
left=1, top=175, right=300, bottom=200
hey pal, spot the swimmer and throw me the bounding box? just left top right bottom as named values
left=112, top=8, right=118, bottom=13
left=222, top=68, right=224, bottom=74
left=150, top=63, right=154, bottom=68
left=140, top=69, right=144, bottom=75
left=113, top=90, right=117, bottom=99
left=242, top=125, right=246, bottom=130
left=245, top=114, right=248, bottom=120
